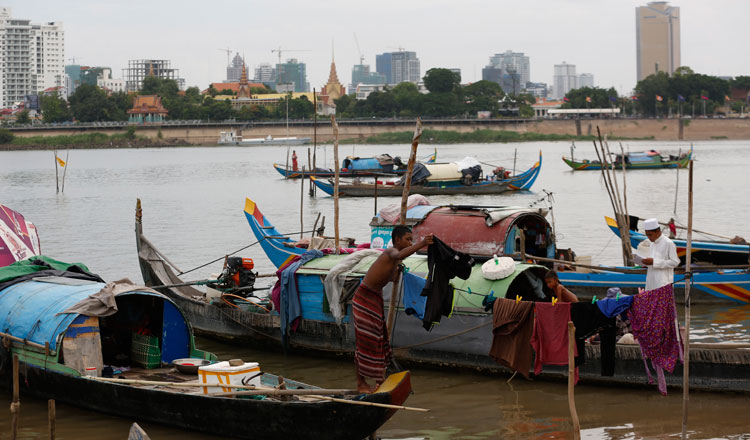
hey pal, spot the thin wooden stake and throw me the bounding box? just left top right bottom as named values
left=61, top=151, right=69, bottom=193
left=54, top=150, right=59, bottom=193
left=567, top=322, right=581, bottom=439
left=387, top=118, right=423, bottom=340
left=331, top=115, right=340, bottom=254
left=11, top=354, right=20, bottom=440
left=673, top=148, right=681, bottom=214
left=48, top=399, right=56, bottom=440
left=374, top=177, right=378, bottom=216
left=300, top=166, right=305, bottom=240
left=681, top=159, right=694, bottom=439
left=312, top=88, right=317, bottom=197
left=512, top=147, right=517, bottom=176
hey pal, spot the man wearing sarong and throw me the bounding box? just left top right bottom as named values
left=353, top=225, right=433, bottom=393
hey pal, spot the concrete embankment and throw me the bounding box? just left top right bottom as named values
left=5, top=118, right=750, bottom=147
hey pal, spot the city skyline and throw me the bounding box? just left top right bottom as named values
left=4, top=0, right=749, bottom=96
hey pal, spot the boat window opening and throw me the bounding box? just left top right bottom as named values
left=100, top=296, right=164, bottom=369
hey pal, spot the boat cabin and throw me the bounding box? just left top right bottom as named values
left=370, top=205, right=555, bottom=261
left=0, top=277, right=212, bottom=377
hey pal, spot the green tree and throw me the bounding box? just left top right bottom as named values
left=206, top=84, right=219, bottom=97
left=40, top=94, right=73, bottom=123
left=421, top=92, right=461, bottom=117
left=333, top=94, right=355, bottom=115
left=463, top=80, right=504, bottom=115
left=390, top=82, right=422, bottom=116
left=563, top=86, right=618, bottom=109
left=201, top=97, right=235, bottom=121
left=237, top=104, right=270, bottom=121
left=16, top=110, right=31, bottom=124
left=730, top=76, right=750, bottom=90
left=423, top=68, right=461, bottom=93
left=68, top=84, right=113, bottom=122
left=106, top=92, right=132, bottom=121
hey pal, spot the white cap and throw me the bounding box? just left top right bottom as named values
left=643, top=218, right=659, bottom=231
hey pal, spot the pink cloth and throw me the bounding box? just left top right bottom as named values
left=531, top=302, right=577, bottom=379
left=271, top=255, right=301, bottom=312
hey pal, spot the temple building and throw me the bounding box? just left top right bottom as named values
left=318, top=55, right=346, bottom=115
left=127, top=95, right=168, bottom=124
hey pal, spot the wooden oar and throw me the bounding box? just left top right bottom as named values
left=211, top=388, right=358, bottom=397
left=89, top=377, right=268, bottom=390
left=304, top=395, right=429, bottom=412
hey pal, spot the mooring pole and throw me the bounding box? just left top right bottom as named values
left=681, top=159, right=694, bottom=439
left=11, top=354, right=20, bottom=440
left=331, top=116, right=340, bottom=254
left=568, top=322, right=581, bottom=439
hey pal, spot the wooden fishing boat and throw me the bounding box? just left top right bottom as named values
left=605, top=216, right=750, bottom=266
left=0, top=257, right=413, bottom=440
left=308, top=151, right=541, bottom=197
left=136, top=198, right=750, bottom=393
left=273, top=148, right=437, bottom=179
left=562, top=149, right=691, bottom=170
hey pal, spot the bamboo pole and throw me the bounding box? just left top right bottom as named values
left=373, top=178, right=378, bottom=216
left=11, top=354, right=19, bottom=440
left=296, top=395, right=429, bottom=412
left=673, top=148, right=681, bottom=214
left=619, top=143, right=629, bottom=221
left=300, top=166, right=305, bottom=240
left=312, top=89, right=317, bottom=197
left=61, top=151, right=69, bottom=193
left=0, top=331, right=55, bottom=353
left=567, top=322, right=581, bottom=439
left=48, top=399, right=56, bottom=440
left=285, top=146, right=290, bottom=180
left=386, top=118, right=423, bottom=340
left=512, top=147, right=517, bottom=176
left=54, top=151, right=59, bottom=193
left=681, top=160, right=694, bottom=439
left=212, top=388, right=358, bottom=397
left=331, top=115, right=340, bottom=254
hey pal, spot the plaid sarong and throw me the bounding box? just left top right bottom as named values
left=353, top=282, right=392, bottom=381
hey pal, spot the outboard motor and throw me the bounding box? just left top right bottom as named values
left=211, top=257, right=257, bottom=297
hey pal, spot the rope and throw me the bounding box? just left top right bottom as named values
left=178, top=228, right=317, bottom=276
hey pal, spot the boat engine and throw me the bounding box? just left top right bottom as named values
left=211, top=257, right=257, bottom=297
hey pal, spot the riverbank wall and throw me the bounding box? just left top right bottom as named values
left=6, top=118, right=750, bottom=147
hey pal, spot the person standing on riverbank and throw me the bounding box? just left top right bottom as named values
left=292, top=150, right=298, bottom=171
left=353, top=226, right=432, bottom=393
left=636, top=218, right=680, bottom=290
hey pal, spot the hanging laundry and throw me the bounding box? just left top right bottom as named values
left=531, top=302, right=577, bottom=380
left=570, top=302, right=617, bottom=376
left=596, top=295, right=634, bottom=319
left=323, top=249, right=382, bottom=324
left=276, top=250, right=324, bottom=344
left=402, top=272, right=427, bottom=319
left=421, top=237, right=473, bottom=331
left=489, top=298, right=535, bottom=378
left=628, top=284, right=682, bottom=395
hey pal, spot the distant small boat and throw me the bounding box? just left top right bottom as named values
left=273, top=149, right=438, bottom=179
left=219, top=131, right=311, bottom=146
left=309, top=151, right=542, bottom=197
left=562, top=149, right=691, bottom=170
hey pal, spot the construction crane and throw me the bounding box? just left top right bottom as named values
left=67, top=57, right=83, bottom=65
left=271, top=47, right=311, bottom=65
left=387, top=46, right=406, bottom=52
left=218, top=48, right=233, bottom=67
left=353, top=33, right=364, bottom=65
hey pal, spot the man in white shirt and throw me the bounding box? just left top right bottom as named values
left=638, top=218, right=680, bottom=290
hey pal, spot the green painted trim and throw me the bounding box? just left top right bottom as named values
left=10, top=347, right=81, bottom=376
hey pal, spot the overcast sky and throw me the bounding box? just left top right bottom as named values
left=6, top=0, right=749, bottom=95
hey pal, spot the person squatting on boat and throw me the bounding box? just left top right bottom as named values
left=544, top=270, right=579, bottom=303
left=353, top=225, right=433, bottom=393
left=635, top=218, right=680, bottom=290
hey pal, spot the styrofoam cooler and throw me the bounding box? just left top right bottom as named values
left=199, top=361, right=261, bottom=394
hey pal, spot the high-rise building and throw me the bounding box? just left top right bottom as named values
left=276, top=58, right=308, bottom=92
left=376, top=51, right=420, bottom=85
left=123, top=59, right=185, bottom=92
left=350, top=64, right=386, bottom=94
left=488, top=51, right=530, bottom=86
left=553, top=62, right=577, bottom=99
left=253, top=63, right=276, bottom=88
left=0, top=7, right=65, bottom=108
left=578, top=73, right=594, bottom=88
left=226, top=53, right=246, bottom=83
left=636, top=1, right=680, bottom=81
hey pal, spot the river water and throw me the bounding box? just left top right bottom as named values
left=1, top=140, right=750, bottom=439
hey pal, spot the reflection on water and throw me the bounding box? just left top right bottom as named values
left=1, top=142, right=749, bottom=438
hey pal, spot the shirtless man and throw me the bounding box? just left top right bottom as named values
left=353, top=225, right=433, bottom=393
left=544, top=269, right=579, bottom=303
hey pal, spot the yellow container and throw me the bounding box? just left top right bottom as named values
left=199, top=361, right=261, bottom=394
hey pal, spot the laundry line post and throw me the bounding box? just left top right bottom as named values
left=567, top=321, right=581, bottom=439
left=300, top=166, right=305, bottom=240
left=11, top=354, right=20, bottom=440
left=331, top=116, right=340, bottom=254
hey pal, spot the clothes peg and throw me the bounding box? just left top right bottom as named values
left=404, top=267, right=410, bottom=273
left=494, top=254, right=499, bottom=265
left=552, top=297, right=558, bottom=306
left=515, top=295, right=522, bottom=304
left=489, top=290, right=495, bottom=298
left=591, top=295, right=598, bottom=304
left=467, top=286, right=472, bottom=294
left=616, top=292, right=621, bottom=301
